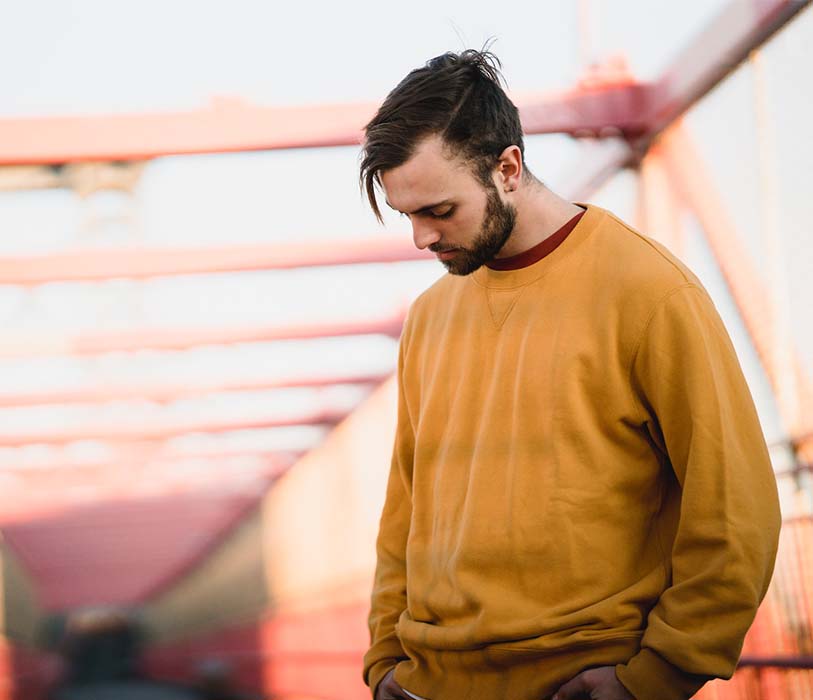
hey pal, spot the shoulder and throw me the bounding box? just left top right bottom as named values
left=580, top=206, right=713, bottom=321
left=589, top=207, right=701, bottom=293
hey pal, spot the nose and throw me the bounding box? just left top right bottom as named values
left=412, top=219, right=442, bottom=250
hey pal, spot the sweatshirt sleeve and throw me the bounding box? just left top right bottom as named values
left=362, top=319, right=416, bottom=696
left=615, top=284, right=781, bottom=700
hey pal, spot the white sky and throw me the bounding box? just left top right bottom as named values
left=3, top=0, right=727, bottom=115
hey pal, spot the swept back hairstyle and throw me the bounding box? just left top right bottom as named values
left=360, top=49, right=526, bottom=222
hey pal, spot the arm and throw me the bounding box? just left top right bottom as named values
left=363, top=325, right=415, bottom=696
left=615, top=284, right=781, bottom=700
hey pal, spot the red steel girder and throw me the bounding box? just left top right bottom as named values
left=0, top=88, right=650, bottom=165
left=0, top=409, right=347, bottom=448
left=0, top=371, right=389, bottom=408
left=0, top=98, right=377, bottom=165
left=647, top=0, right=810, bottom=138
left=0, top=451, right=303, bottom=524
left=0, top=237, right=430, bottom=286
left=0, top=449, right=303, bottom=475
left=2, top=313, right=405, bottom=359
left=659, top=123, right=813, bottom=451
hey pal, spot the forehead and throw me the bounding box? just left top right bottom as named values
left=380, top=136, right=478, bottom=212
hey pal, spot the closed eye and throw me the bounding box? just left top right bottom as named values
left=430, top=208, right=454, bottom=220
left=397, top=205, right=454, bottom=220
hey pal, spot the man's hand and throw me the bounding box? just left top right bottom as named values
left=552, top=666, right=634, bottom=700
left=376, top=668, right=409, bottom=700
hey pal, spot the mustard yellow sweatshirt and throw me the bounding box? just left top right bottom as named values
left=363, top=204, right=781, bottom=700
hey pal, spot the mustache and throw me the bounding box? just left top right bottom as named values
left=428, top=244, right=460, bottom=254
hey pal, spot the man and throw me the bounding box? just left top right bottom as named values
left=359, top=49, right=781, bottom=700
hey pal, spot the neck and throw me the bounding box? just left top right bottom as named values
left=495, top=183, right=583, bottom=259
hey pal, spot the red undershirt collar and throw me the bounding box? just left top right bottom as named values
left=486, top=208, right=586, bottom=271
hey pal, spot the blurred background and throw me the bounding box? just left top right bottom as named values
left=0, top=1, right=811, bottom=698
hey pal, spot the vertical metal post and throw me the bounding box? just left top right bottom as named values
left=635, top=136, right=686, bottom=259
left=750, top=48, right=800, bottom=463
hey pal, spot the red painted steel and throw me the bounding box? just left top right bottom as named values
left=739, top=656, right=813, bottom=669
left=142, top=624, right=267, bottom=693
left=694, top=516, right=813, bottom=698
left=634, top=147, right=685, bottom=258
left=0, top=88, right=640, bottom=165
left=0, top=451, right=299, bottom=525
left=1, top=493, right=260, bottom=610
left=0, top=238, right=431, bottom=286
left=0, top=97, right=377, bottom=165
left=142, top=601, right=371, bottom=700
left=648, top=0, right=810, bottom=137
left=0, top=642, right=63, bottom=700
left=660, top=124, right=813, bottom=451
left=141, top=584, right=813, bottom=700
left=521, top=83, right=653, bottom=139
left=0, top=449, right=301, bottom=476
left=1, top=312, right=405, bottom=359
left=0, top=371, right=389, bottom=407
left=0, top=408, right=348, bottom=448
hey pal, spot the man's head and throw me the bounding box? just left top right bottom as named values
left=360, top=50, right=528, bottom=275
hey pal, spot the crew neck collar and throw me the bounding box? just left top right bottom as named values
left=472, top=203, right=603, bottom=290
left=486, top=207, right=585, bottom=271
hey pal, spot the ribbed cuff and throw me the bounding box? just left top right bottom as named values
left=363, top=636, right=406, bottom=690
left=615, top=648, right=709, bottom=700
left=367, top=659, right=398, bottom=699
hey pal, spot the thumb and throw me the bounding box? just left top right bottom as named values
left=553, top=671, right=590, bottom=700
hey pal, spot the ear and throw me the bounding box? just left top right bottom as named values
left=495, top=145, right=523, bottom=193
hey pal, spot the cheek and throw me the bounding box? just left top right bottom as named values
left=455, top=209, right=485, bottom=237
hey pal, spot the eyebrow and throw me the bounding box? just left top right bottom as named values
left=385, top=198, right=454, bottom=216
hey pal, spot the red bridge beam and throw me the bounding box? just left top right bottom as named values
left=660, top=123, right=813, bottom=450
left=0, top=449, right=303, bottom=475
left=648, top=0, right=810, bottom=138
left=1, top=313, right=405, bottom=359
left=0, top=84, right=658, bottom=166
left=0, top=86, right=653, bottom=165
left=738, top=655, right=813, bottom=669
left=0, top=371, right=390, bottom=408
left=0, top=237, right=431, bottom=286
left=0, top=98, right=377, bottom=166
left=0, top=409, right=348, bottom=448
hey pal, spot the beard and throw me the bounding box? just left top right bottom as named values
left=430, top=183, right=517, bottom=276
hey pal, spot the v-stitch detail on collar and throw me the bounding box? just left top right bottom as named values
left=485, top=286, right=525, bottom=330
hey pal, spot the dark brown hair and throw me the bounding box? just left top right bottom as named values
left=360, top=49, right=526, bottom=222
